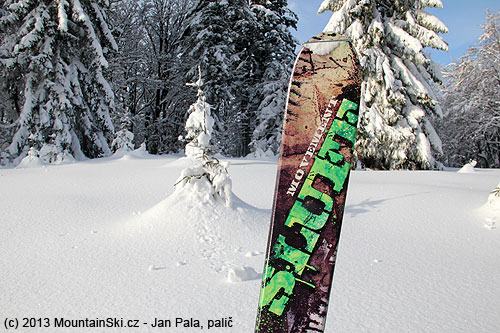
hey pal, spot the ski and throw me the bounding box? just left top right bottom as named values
left=255, top=32, right=362, bottom=332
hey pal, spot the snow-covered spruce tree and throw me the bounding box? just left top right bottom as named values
left=0, top=0, right=117, bottom=164
left=249, top=0, right=298, bottom=157
left=318, top=0, right=448, bottom=169
left=179, top=0, right=259, bottom=157
left=0, top=0, right=21, bottom=161
left=111, top=113, right=134, bottom=155
left=438, top=10, right=500, bottom=168
left=221, top=3, right=261, bottom=158
left=175, top=68, right=232, bottom=207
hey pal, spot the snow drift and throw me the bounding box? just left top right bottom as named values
left=0, top=154, right=499, bottom=332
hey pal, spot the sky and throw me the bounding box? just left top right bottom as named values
left=289, top=0, right=500, bottom=66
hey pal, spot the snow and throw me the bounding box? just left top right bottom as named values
left=419, top=0, right=443, bottom=8
left=111, top=129, right=134, bottom=155
left=15, top=148, right=46, bottom=169
left=90, top=2, right=118, bottom=51
left=458, top=160, right=477, bottom=174
left=346, top=19, right=363, bottom=40
left=482, top=182, right=500, bottom=230
left=304, top=40, right=341, bottom=56
left=57, top=0, right=68, bottom=32
left=323, top=0, right=357, bottom=33
left=414, top=9, right=448, bottom=33
left=16, top=6, right=47, bottom=52
left=1, top=154, right=499, bottom=332
left=386, top=21, right=423, bottom=56
left=227, top=266, right=261, bottom=283
left=184, top=71, right=214, bottom=160
left=71, top=0, right=109, bottom=68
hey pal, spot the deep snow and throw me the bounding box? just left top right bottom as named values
left=1, top=151, right=499, bottom=332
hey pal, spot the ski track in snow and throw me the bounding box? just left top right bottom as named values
left=0, top=154, right=499, bottom=332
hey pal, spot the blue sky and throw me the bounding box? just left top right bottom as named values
left=289, top=0, right=500, bottom=66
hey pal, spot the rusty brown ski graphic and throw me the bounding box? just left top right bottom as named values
left=255, top=33, right=362, bottom=332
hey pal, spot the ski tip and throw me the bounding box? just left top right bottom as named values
left=303, top=32, right=351, bottom=46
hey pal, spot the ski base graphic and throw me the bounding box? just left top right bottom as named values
left=255, top=33, right=362, bottom=332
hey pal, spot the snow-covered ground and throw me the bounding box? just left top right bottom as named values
left=1, top=151, right=499, bottom=332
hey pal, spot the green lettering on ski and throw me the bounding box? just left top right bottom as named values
left=260, top=99, right=359, bottom=317
left=273, top=235, right=311, bottom=275
left=336, top=100, right=359, bottom=127
left=285, top=201, right=328, bottom=233
left=259, top=266, right=295, bottom=316
left=318, top=140, right=343, bottom=164
left=297, top=170, right=334, bottom=212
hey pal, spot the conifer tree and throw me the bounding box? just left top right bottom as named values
left=318, top=0, right=448, bottom=169
left=249, top=0, right=298, bottom=157
left=176, top=68, right=232, bottom=207
left=179, top=0, right=258, bottom=157
left=0, top=0, right=117, bottom=163
left=183, top=68, right=215, bottom=160
left=0, top=0, right=22, bottom=158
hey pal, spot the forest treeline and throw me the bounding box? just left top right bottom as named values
left=1, top=0, right=499, bottom=169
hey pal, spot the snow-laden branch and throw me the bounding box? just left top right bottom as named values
left=71, top=0, right=109, bottom=67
